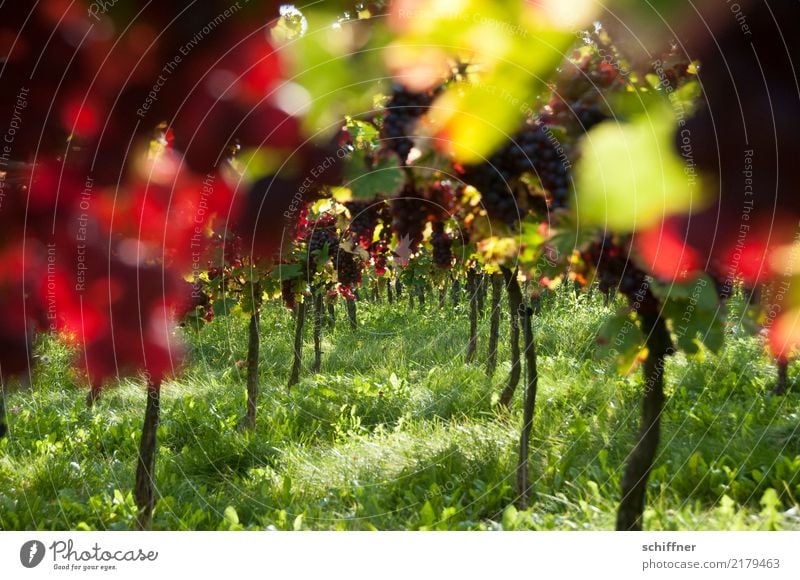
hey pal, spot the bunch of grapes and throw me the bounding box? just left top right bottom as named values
left=368, top=204, right=394, bottom=275
left=460, top=118, right=572, bottom=225
left=302, top=215, right=341, bottom=296
left=281, top=279, right=297, bottom=310
left=381, top=84, right=440, bottom=163
left=582, top=237, right=658, bottom=312
left=426, top=181, right=458, bottom=222
left=376, top=202, right=393, bottom=242
left=335, top=249, right=363, bottom=287
left=345, top=200, right=380, bottom=247
left=370, top=241, right=390, bottom=275
left=431, top=222, right=453, bottom=269
left=306, top=215, right=340, bottom=262
left=500, top=121, right=572, bottom=207
left=460, top=165, right=519, bottom=227
left=308, top=227, right=339, bottom=255
left=545, top=46, right=625, bottom=137
left=390, top=186, right=429, bottom=250
left=655, top=58, right=691, bottom=92
left=176, top=281, right=214, bottom=326
left=223, top=235, right=244, bottom=269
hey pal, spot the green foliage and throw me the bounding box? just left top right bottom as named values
left=398, top=0, right=592, bottom=163
left=596, top=307, right=642, bottom=372
left=281, top=8, right=388, bottom=139
left=654, top=274, right=725, bottom=354
left=1, top=289, right=798, bottom=530
left=344, top=117, right=380, bottom=150
left=574, top=103, right=702, bottom=231
left=271, top=264, right=304, bottom=281
left=344, top=149, right=406, bottom=199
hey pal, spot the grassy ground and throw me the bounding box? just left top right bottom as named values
left=1, top=285, right=799, bottom=530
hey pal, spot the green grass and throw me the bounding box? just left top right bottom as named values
left=1, top=286, right=799, bottom=530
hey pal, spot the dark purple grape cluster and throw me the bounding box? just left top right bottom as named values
left=335, top=249, right=362, bottom=287
left=457, top=49, right=626, bottom=224
left=381, top=84, right=440, bottom=163
left=307, top=215, right=339, bottom=256
left=390, top=186, right=428, bottom=250
left=345, top=200, right=380, bottom=247
left=308, top=227, right=338, bottom=255
left=431, top=222, right=453, bottom=269
left=282, top=279, right=296, bottom=310
left=460, top=119, right=572, bottom=225
left=658, top=60, right=691, bottom=93
left=305, top=215, right=340, bottom=277
left=546, top=52, right=623, bottom=137
left=582, top=237, right=659, bottom=312
left=460, top=165, right=520, bottom=227
left=500, top=121, right=572, bottom=207
left=426, top=181, right=457, bottom=221
left=370, top=241, right=389, bottom=275
left=368, top=204, right=393, bottom=275
left=221, top=234, right=243, bottom=268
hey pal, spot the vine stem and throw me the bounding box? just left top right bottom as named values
left=241, top=308, right=260, bottom=431
left=486, top=272, right=504, bottom=378
left=287, top=299, right=309, bottom=390
left=516, top=302, right=538, bottom=508
left=312, top=291, right=324, bottom=373
left=616, top=310, right=672, bottom=531
left=466, top=268, right=478, bottom=363
left=135, top=380, right=161, bottom=530
left=498, top=267, right=522, bottom=409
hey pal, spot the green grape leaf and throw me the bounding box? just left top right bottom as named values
left=270, top=263, right=303, bottom=281
left=212, top=297, right=236, bottom=317
left=286, top=12, right=386, bottom=140
left=345, top=118, right=380, bottom=150
left=575, top=103, right=704, bottom=232
left=702, top=315, right=725, bottom=353
left=314, top=242, right=331, bottom=271
left=344, top=149, right=405, bottom=199
left=597, top=308, right=643, bottom=372
left=181, top=307, right=208, bottom=332
left=650, top=274, right=718, bottom=310
left=660, top=276, right=725, bottom=355
left=239, top=281, right=263, bottom=315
